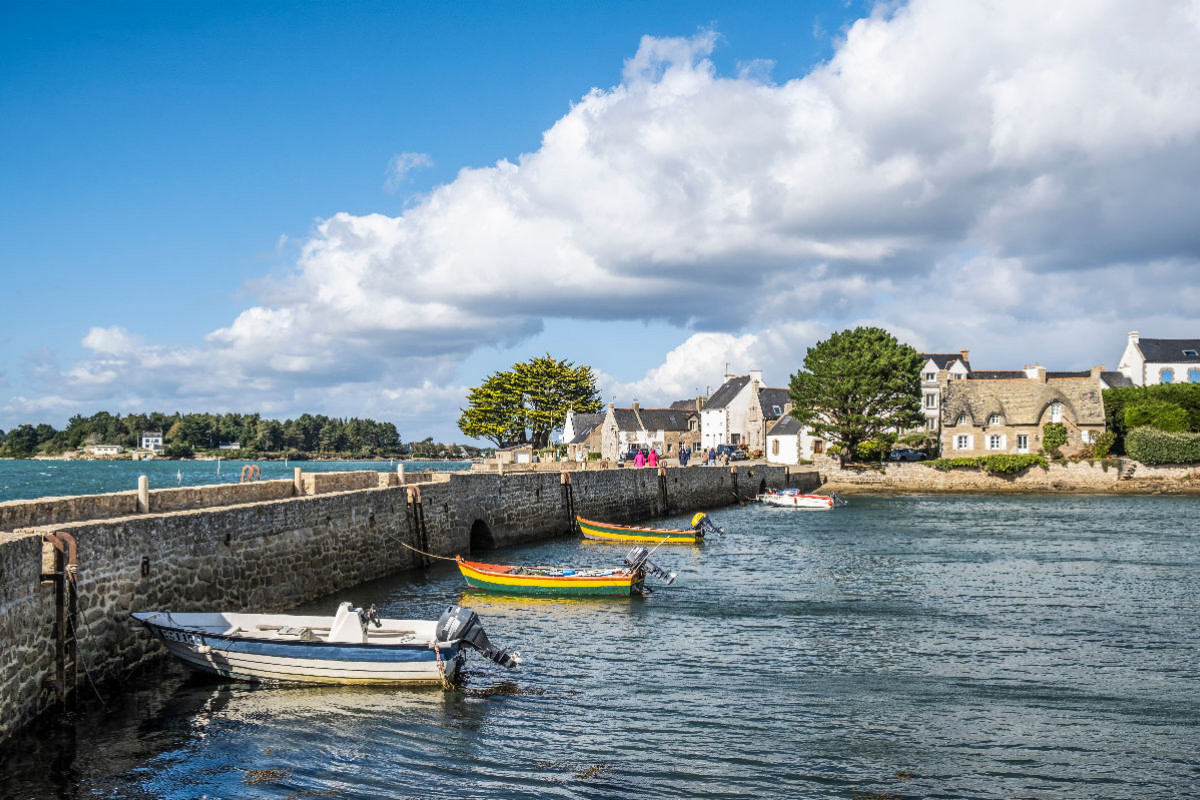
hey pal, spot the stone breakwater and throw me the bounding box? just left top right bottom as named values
left=0, top=464, right=812, bottom=744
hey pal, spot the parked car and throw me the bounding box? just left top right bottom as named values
left=888, top=448, right=927, bottom=461
left=715, top=444, right=748, bottom=461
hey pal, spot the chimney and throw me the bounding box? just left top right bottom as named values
left=607, top=402, right=614, bottom=412
left=749, top=369, right=763, bottom=387
left=960, top=349, right=970, bottom=364
left=1091, top=364, right=1105, bottom=381
left=631, top=401, right=639, bottom=411
left=1035, top=364, right=1046, bottom=382
left=1128, top=331, right=1139, bottom=344
left=695, top=395, right=704, bottom=412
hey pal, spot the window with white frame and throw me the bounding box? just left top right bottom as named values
left=989, top=414, right=1001, bottom=426
left=987, top=434, right=1004, bottom=450
left=957, top=414, right=969, bottom=426
left=925, top=394, right=937, bottom=409
left=955, top=434, right=971, bottom=450
left=926, top=417, right=938, bottom=431
left=1049, top=402, right=1063, bottom=423
left=924, top=371, right=936, bottom=381
left=1017, top=434, right=1029, bottom=451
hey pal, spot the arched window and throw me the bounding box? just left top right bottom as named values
left=1049, top=402, right=1063, bottom=423
left=1161, top=368, right=1175, bottom=384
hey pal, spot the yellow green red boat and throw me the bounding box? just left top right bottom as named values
left=575, top=513, right=721, bottom=545
left=456, top=546, right=675, bottom=597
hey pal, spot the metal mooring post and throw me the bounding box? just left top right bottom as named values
left=657, top=466, right=669, bottom=514
left=40, top=532, right=79, bottom=713
left=407, top=486, right=431, bottom=568
left=560, top=472, right=578, bottom=534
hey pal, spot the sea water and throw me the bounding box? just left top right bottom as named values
left=1, top=494, right=1197, bottom=798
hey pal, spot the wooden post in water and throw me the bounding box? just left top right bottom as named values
left=137, top=475, right=149, bottom=513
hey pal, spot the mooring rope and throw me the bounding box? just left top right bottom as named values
left=397, top=539, right=459, bottom=563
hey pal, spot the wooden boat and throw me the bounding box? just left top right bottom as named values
left=757, top=489, right=845, bottom=510
left=456, top=546, right=675, bottom=597
left=131, top=603, right=519, bottom=686
left=575, top=512, right=721, bottom=544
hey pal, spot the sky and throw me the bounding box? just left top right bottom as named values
left=3, top=0, right=1200, bottom=444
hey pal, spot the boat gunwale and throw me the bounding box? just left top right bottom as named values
left=575, top=516, right=696, bottom=536
left=456, top=556, right=634, bottom=582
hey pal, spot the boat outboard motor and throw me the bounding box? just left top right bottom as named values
left=690, top=512, right=724, bottom=538
left=829, top=491, right=848, bottom=507
left=357, top=603, right=382, bottom=628
left=624, top=546, right=676, bottom=585
left=436, top=605, right=521, bottom=669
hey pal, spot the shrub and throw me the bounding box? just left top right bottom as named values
left=1042, top=423, right=1068, bottom=458
left=853, top=439, right=892, bottom=462
left=923, top=454, right=1048, bottom=474
left=1125, top=426, right=1200, bottom=465
left=1124, top=400, right=1190, bottom=432
left=588, top=452, right=601, bottom=461
left=1091, top=430, right=1117, bottom=459
left=1103, top=384, right=1200, bottom=454
left=163, top=442, right=193, bottom=458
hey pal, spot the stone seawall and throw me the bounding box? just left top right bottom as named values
left=0, top=464, right=815, bottom=744
left=814, top=455, right=1200, bottom=493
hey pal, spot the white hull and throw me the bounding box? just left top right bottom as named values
left=757, top=493, right=835, bottom=510
left=133, top=610, right=460, bottom=686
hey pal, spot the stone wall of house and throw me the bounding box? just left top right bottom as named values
left=0, top=464, right=816, bottom=744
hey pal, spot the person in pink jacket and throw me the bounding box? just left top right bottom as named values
left=648, top=448, right=659, bottom=467
left=633, top=449, right=646, bottom=468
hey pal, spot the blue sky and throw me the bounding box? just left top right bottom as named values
left=3, top=1, right=1199, bottom=443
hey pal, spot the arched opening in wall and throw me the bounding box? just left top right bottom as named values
left=470, top=519, right=495, bottom=552
left=758, top=479, right=767, bottom=494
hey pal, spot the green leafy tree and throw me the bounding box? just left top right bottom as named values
left=458, top=355, right=602, bottom=448
left=4, top=424, right=38, bottom=456
left=788, top=327, right=924, bottom=460
left=1124, top=400, right=1190, bottom=432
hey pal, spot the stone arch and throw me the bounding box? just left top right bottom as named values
left=1037, top=395, right=1076, bottom=425
left=758, top=479, right=767, bottom=494
left=469, top=519, right=494, bottom=552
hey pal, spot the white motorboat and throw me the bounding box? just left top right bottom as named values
left=132, top=602, right=519, bottom=686
left=757, top=489, right=845, bottom=510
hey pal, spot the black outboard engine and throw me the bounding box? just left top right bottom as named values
left=830, top=491, right=848, bottom=507
left=624, top=546, right=676, bottom=585
left=690, top=512, right=724, bottom=537
left=435, top=605, right=520, bottom=669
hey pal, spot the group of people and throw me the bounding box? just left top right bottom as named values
left=620, top=445, right=729, bottom=467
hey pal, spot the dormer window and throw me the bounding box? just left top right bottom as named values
left=956, top=415, right=969, bottom=426
left=1049, top=402, right=1063, bottom=422
left=989, top=414, right=1001, bottom=426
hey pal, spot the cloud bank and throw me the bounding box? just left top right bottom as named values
left=10, top=0, right=1200, bottom=434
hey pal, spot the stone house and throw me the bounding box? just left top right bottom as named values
left=940, top=365, right=1107, bottom=456
left=1117, top=331, right=1200, bottom=385
left=765, top=413, right=828, bottom=464
left=920, top=351, right=971, bottom=433
left=562, top=410, right=605, bottom=461
left=598, top=403, right=698, bottom=461
left=700, top=371, right=790, bottom=453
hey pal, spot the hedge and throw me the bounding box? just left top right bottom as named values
left=1124, top=426, right=1200, bottom=465
left=1103, top=384, right=1200, bottom=453
left=923, top=454, right=1048, bottom=475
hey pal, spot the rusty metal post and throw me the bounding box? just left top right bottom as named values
left=406, top=486, right=431, bottom=568
left=560, top=472, right=577, bottom=534
left=41, top=532, right=78, bottom=713
left=657, top=466, right=669, bottom=514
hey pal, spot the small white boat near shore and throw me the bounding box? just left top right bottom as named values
left=757, top=489, right=846, bottom=510
left=132, top=602, right=519, bottom=686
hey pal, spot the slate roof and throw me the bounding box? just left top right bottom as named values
left=758, top=388, right=791, bottom=420
left=566, top=413, right=604, bottom=445
left=1046, top=371, right=1091, bottom=379
left=635, top=408, right=695, bottom=432
left=922, top=353, right=971, bottom=372
left=968, top=370, right=1027, bottom=380
left=1137, top=338, right=1200, bottom=363
left=612, top=408, right=640, bottom=431
left=703, top=376, right=751, bottom=409
left=941, top=376, right=1105, bottom=427
left=767, top=414, right=805, bottom=437
left=670, top=399, right=700, bottom=410
left=1102, top=371, right=1134, bottom=387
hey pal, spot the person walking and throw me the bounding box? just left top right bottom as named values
left=648, top=448, right=659, bottom=468
left=679, top=444, right=690, bottom=467
left=707, top=447, right=717, bottom=466
left=634, top=448, right=646, bottom=468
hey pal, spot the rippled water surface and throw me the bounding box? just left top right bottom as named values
left=0, top=460, right=468, bottom=502
left=4, top=495, right=1198, bottom=799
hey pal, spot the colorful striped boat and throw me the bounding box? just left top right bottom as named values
left=456, top=556, right=660, bottom=596
left=575, top=513, right=718, bottom=544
